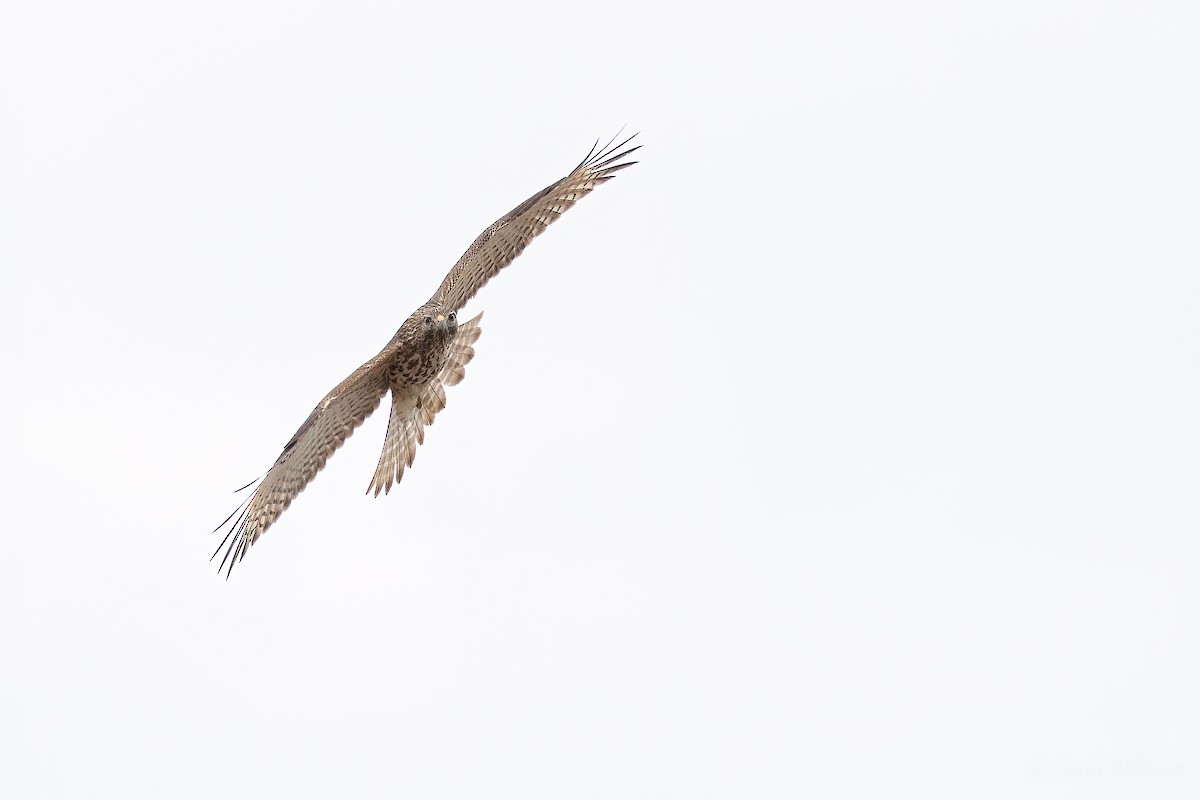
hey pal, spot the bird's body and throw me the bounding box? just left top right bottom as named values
left=213, top=134, right=638, bottom=575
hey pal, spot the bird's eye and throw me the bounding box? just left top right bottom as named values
left=448, top=311, right=456, bottom=320
left=424, top=316, right=433, bottom=325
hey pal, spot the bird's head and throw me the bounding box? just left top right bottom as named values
left=406, top=303, right=458, bottom=344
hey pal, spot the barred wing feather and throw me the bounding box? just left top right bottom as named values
left=431, top=134, right=639, bottom=313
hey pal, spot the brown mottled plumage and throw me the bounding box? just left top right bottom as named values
left=213, top=133, right=638, bottom=576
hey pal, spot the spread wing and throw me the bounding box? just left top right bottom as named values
left=430, top=133, right=639, bottom=313
left=213, top=354, right=394, bottom=577
left=368, top=313, right=483, bottom=496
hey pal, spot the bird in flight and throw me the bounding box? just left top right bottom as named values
left=213, top=133, right=639, bottom=576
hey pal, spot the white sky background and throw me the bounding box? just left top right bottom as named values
left=4, top=0, right=1198, bottom=797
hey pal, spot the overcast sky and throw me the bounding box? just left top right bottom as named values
left=5, top=1, right=1198, bottom=798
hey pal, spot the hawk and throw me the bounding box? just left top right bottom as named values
left=212, top=133, right=639, bottom=576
